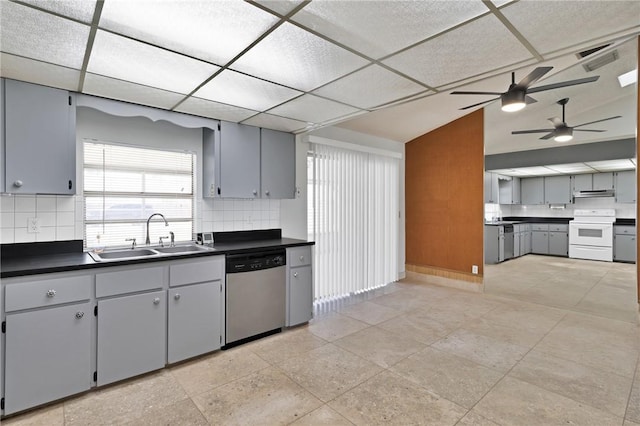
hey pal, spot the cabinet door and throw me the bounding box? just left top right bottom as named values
left=219, top=121, right=260, bottom=198
left=593, top=172, right=614, bottom=190
left=615, top=170, right=636, bottom=203
left=544, top=175, right=571, bottom=204
left=4, top=79, right=75, bottom=194
left=614, top=234, right=636, bottom=262
left=97, top=290, right=166, bottom=386
left=531, top=231, right=548, bottom=254
left=4, top=302, right=92, bottom=414
left=548, top=232, right=568, bottom=256
left=168, top=281, right=221, bottom=364
left=512, top=176, right=521, bottom=204
left=525, top=231, right=532, bottom=254
left=513, top=232, right=521, bottom=257
left=484, top=172, right=498, bottom=203
left=288, top=266, right=313, bottom=326
left=521, top=177, right=544, bottom=205
left=261, top=128, right=295, bottom=199
left=572, top=174, right=592, bottom=192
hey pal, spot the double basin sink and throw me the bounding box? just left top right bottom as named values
left=89, top=244, right=213, bottom=262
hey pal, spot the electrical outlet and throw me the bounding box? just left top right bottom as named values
left=472, top=265, right=479, bottom=274
left=27, top=217, right=40, bottom=233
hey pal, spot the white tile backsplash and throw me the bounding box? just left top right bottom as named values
left=15, top=195, right=36, bottom=212
left=199, top=198, right=281, bottom=233
left=36, top=195, right=57, bottom=212
left=56, top=196, right=75, bottom=212
left=503, top=198, right=636, bottom=219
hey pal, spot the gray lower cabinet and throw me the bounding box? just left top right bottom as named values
left=4, top=302, right=92, bottom=414
left=614, top=225, right=636, bottom=263
left=2, top=78, right=76, bottom=195
left=97, top=290, right=166, bottom=386
left=484, top=225, right=504, bottom=264
left=513, top=231, right=521, bottom=257
left=548, top=231, right=568, bottom=256
left=286, top=246, right=313, bottom=326
left=531, top=231, right=549, bottom=254
left=168, top=281, right=221, bottom=363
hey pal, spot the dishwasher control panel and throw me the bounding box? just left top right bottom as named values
left=226, top=251, right=286, bottom=273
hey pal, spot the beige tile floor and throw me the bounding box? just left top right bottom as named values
left=4, top=256, right=640, bottom=425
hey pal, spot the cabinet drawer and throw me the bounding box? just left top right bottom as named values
left=169, top=256, right=224, bottom=287
left=5, top=275, right=91, bottom=312
left=531, top=224, right=549, bottom=231
left=549, top=224, right=568, bottom=232
left=96, top=266, right=164, bottom=298
left=288, top=246, right=312, bottom=267
left=615, top=226, right=636, bottom=236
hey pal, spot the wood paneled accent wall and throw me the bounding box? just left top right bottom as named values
left=405, top=109, right=484, bottom=281
left=637, top=35, right=639, bottom=305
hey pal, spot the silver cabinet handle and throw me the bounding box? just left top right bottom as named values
left=47, top=289, right=57, bottom=297
left=75, top=312, right=84, bottom=319
left=265, top=190, right=270, bottom=196
left=299, top=255, right=304, bottom=262
left=293, top=272, right=298, bottom=278
left=252, top=190, right=258, bottom=196
left=153, top=297, right=161, bottom=305
left=13, top=180, right=23, bottom=187
left=174, top=294, right=181, bottom=300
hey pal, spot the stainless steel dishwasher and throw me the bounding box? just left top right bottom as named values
left=225, top=249, right=286, bottom=347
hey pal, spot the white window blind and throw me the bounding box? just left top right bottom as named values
left=83, top=141, right=194, bottom=248
left=309, top=142, right=400, bottom=302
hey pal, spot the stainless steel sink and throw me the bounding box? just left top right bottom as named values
left=88, top=244, right=211, bottom=262
left=154, top=245, right=210, bottom=254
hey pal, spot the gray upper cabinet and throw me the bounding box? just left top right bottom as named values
left=219, top=121, right=261, bottom=198
left=484, top=172, right=499, bottom=203
left=261, top=128, right=295, bottom=199
left=615, top=170, right=636, bottom=203
left=572, top=174, right=592, bottom=192
left=544, top=175, right=572, bottom=204
left=2, top=79, right=76, bottom=195
left=521, top=177, right=545, bottom=205
left=593, top=172, right=614, bottom=190
left=498, top=176, right=520, bottom=205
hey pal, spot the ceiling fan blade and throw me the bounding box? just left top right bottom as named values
left=540, top=132, right=556, bottom=140
left=573, top=116, right=622, bottom=128
left=548, top=117, right=564, bottom=127
left=450, top=91, right=503, bottom=96
left=511, top=129, right=555, bottom=134
left=525, top=95, right=537, bottom=105
left=527, top=76, right=600, bottom=94
left=517, top=66, right=553, bottom=88
left=458, top=97, right=500, bottom=110
left=573, top=129, right=606, bottom=132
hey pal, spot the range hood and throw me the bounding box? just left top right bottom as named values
left=573, top=189, right=615, bottom=198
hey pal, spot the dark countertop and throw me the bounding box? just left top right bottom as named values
left=1, top=236, right=313, bottom=279
left=486, top=217, right=573, bottom=225
left=615, top=218, right=636, bottom=226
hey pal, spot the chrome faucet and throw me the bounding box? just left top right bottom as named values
left=145, top=213, right=169, bottom=245
left=169, top=231, right=175, bottom=247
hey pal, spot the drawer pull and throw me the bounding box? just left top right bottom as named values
left=153, top=297, right=161, bottom=305
left=293, top=272, right=298, bottom=278
left=46, top=289, right=57, bottom=298
left=75, top=312, right=84, bottom=319
left=174, top=294, right=181, bottom=300
left=299, top=255, right=305, bottom=262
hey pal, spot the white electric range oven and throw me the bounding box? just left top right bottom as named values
left=568, top=209, right=615, bottom=262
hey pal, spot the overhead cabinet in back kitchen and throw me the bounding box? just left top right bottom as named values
left=203, top=122, right=295, bottom=199
left=1, top=79, right=76, bottom=195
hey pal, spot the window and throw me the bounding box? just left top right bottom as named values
left=84, top=141, right=195, bottom=248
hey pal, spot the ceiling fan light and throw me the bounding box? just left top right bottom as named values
left=501, top=91, right=526, bottom=112
left=554, top=127, right=573, bottom=142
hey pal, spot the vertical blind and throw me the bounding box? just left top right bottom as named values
left=84, top=141, right=195, bottom=248
left=309, top=142, right=400, bottom=301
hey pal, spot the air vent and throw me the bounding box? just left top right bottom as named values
left=577, top=44, right=611, bottom=58
left=582, top=50, right=619, bottom=72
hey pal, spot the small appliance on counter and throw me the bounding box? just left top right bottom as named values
left=194, top=232, right=214, bottom=245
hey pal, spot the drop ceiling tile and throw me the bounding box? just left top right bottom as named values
left=545, top=163, right=596, bottom=174
left=231, top=22, right=369, bottom=92
left=0, top=53, right=80, bottom=90
left=88, top=30, right=219, bottom=95
left=175, top=97, right=258, bottom=122
left=267, top=94, right=361, bottom=123
left=253, top=0, right=306, bottom=16
left=292, top=1, right=488, bottom=59
left=501, top=1, right=640, bottom=55
left=83, top=74, right=186, bottom=110
left=382, top=14, right=533, bottom=88
left=18, top=0, right=97, bottom=23
left=514, top=166, right=561, bottom=176
left=99, top=0, right=279, bottom=65
left=194, top=70, right=302, bottom=111
left=0, top=1, right=90, bottom=69
left=243, top=113, right=307, bottom=133
left=313, top=64, right=427, bottom=109
left=585, top=159, right=636, bottom=172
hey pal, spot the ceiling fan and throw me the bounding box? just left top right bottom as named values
left=451, top=67, right=599, bottom=112
left=511, top=98, right=621, bottom=142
